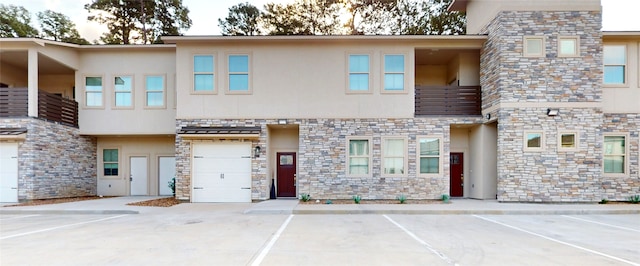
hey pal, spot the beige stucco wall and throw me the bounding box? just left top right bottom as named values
left=267, top=126, right=299, bottom=190
left=469, top=123, right=498, bottom=199
left=96, top=136, right=175, bottom=196
left=602, top=39, right=640, bottom=113
left=77, top=48, right=176, bottom=135
left=450, top=127, right=470, bottom=196
left=0, top=61, right=26, bottom=87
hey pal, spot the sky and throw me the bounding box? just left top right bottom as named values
left=2, top=0, right=639, bottom=43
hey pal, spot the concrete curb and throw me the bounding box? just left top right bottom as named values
left=291, top=209, right=640, bottom=215
left=0, top=210, right=139, bottom=215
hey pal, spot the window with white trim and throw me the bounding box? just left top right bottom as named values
left=604, top=45, right=626, bottom=85
left=114, top=76, right=132, bottom=107
left=558, top=36, right=579, bottom=57
left=604, top=135, right=626, bottom=174
left=347, top=138, right=371, bottom=176
left=85, top=76, right=103, bottom=107
left=348, top=54, right=370, bottom=91
left=524, top=36, right=544, bottom=57
left=524, top=131, right=544, bottom=151
left=418, top=137, right=441, bottom=174
left=103, top=149, right=118, bottom=176
left=145, top=75, right=165, bottom=107
left=384, top=54, right=404, bottom=91
left=228, top=55, right=249, bottom=92
left=194, top=55, right=214, bottom=92
left=383, top=137, right=406, bottom=175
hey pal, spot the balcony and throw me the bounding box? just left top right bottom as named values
left=415, top=86, right=481, bottom=116
left=0, top=88, right=78, bottom=127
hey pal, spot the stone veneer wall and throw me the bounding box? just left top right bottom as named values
left=175, top=117, right=483, bottom=201
left=602, top=114, right=640, bottom=200
left=1, top=118, right=97, bottom=200
left=481, top=11, right=605, bottom=202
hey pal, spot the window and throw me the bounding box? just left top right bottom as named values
left=384, top=54, right=405, bottom=91
left=85, top=76, right=102, bottom=107
left=418, top=137, right=441, bottom=174
left=604, top=136, right=626, bottom=174
left=558, top=37, right=579, bottom=57
left=524, top=36, right=544, bottom=57
left=383, top=137, right=406, bottom=175
left=103, top=149, right=118, bottom=176
left=145, top=75, right=165, bottom=107
left=524, top=131, right=544, bottom=150
left=348, top=54, right=370, bottom=91
left=194, top=55, right=214, bottom=92
left=228, top=55, right=249, bottom=92
left=114, top=76, right=132, bottom=107
left=347, top=138, right=371, bottom=176
left=558, top=131, right=578, bottom=150
left=604, top=45, right=626, bottom=85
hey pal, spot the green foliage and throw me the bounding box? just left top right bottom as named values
left=629, top=195, right=640, bottom=204
left=37, top=10, right=89, bottom=44
left=396, top=194, right=407, bottom=204
left=352, top=195, right=361, bottom=204
left=441, top=194, right=450, bottom=203
left=299, top=193, right=311, bottom=202
left=325, top=200, right=333, bottom=204
left=0, top=4, right=39, bottom=38
left=599, top=198, right=609, bottom=204
left=218, top=2, right=262, bottom=36
left=168, top=177, right=176, bottom=196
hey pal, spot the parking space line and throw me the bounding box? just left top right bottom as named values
left=473, top=215, right=640, bottom=266
left=562, top=215, right=640, bottom=233
left=383, top=215, right=456, bottom=265
left=250, top=214, right=294, bottom=266
left=0, top=215, right=128, bottom=240
left=0, top=214, right=40, bottom=221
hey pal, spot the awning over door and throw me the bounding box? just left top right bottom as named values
left=178, top=126, right=260, bottom=139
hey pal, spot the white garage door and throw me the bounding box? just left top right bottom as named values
left=0, top=142, right=19, bottom=203
left=192, top=142, right=251, bottom=202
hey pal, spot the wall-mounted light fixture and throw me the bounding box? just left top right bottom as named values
left=547, top=108, right=559, bottom=116
left=278, top=119, right=287, bottom=125
left=485, top=113, right=491, bottom=120
left=254, top=145, right=261, bottom=158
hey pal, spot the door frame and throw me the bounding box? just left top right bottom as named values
left=129, top=155, right=149, bottom=196
left=274, top=150, right=297, bottom=198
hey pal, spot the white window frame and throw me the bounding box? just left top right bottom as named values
left=603, top=44, right=627, bottom=86
left=558, top=36, right=580, bottom=57
left=382, top=136, right=408, bottom=176
left=102, top=148, right=120, bottom=178
left=524, top=131, right=545, bottom=151
left=382, top=53, right=408, bottom=94
left=113, top=75, right=134, bottom=109
left=346, top=136, right=372, bottom=177
left=226, top=53, right=252, bottom=95
left=144, top=74, right=166, bottom=109
left=346, top=53, right=372, bottom=94
left=192, top=54, right=216, bottom=94
left=523, top=36, right=545, bottom=57
left=84, top=75, right=104, bottom=108
left=417, top=136, right=443, bottom=176
left=603, top=133, right=628, bottom=177
left=558, top=131, right=579, bottom=151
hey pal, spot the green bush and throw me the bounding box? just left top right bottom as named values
left=396, top=194, right=407, bottom=204
left=168, top=177, right=176, bottom=196
left=299, top=193, right=311, bottom=202
left=352, top=195, right=362, bottom=204
left=629, top=195, right=640, bottom=204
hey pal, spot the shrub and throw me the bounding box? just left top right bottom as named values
left=396, top=194, right=407, bottom=204
left=352, top=195, right=362, bottom=204
left=441, top=194, right=450, bottom=203
left=168, top=177, right=176, bottom=196
left=299, top=193, right=311, bottom=202
left=629, top=195, right=640, bottom=204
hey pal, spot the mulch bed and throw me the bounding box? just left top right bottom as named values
left=299, top=199, right=446, bottom=204
left=126, top=197, right=181, bottom=207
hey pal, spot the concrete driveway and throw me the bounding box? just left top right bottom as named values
left=1, top=198, right=639, bottom=265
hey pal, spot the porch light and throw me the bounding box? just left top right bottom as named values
left=278, top=119, right=287, bottom=125
left=254, top=145, right=261, bottom=158
left=547, top=108, right=559, bottom=116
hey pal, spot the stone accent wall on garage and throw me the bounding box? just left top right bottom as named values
left=175, top=117, right=483, bottom=201
left=481, top=11, right=605, bottom=202
left=1, top=118, right=97, bottom=201
left=602, top=114, right=640, bottom=200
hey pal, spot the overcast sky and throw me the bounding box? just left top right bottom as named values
left=2, top=0, right=638, bottom=42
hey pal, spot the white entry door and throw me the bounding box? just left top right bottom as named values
left=0, top=143, right=18, bottom=202
left=130, top=157, right=148, bottom=196
left=192, top=142, right=251, bottom=202
left=158, top=157, right=175, bottom=196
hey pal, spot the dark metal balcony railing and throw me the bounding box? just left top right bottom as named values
left=0, top=88, right=78, bottom=127
left=415, top=86, right=481, bottom=116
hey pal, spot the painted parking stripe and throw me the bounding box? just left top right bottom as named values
left=250, top=214, right=294, bottom=266
left=0, top=215, right=128, bottom=240
left=0, top=214, right=40, bottom=221
left=562, top=215, right=640, bottom=233
left=473, top=215, right=640, bottom=266
left=383, top=215, right=456, bottom=265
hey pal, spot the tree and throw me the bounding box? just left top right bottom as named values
left=85, top=0, right=191, bottom=44
left=263, top=3, right=311, bottom=35
left=0, top=4, right=39, bottom=38
left=422, top=0, right=465, bottom=35
left=37, top=10, right=89, bottom=44
left=262, top=0, right=343, bottom=35
left=218, top=2, right=262, bottom=36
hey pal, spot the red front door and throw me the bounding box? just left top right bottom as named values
left=450, top=153, right=464, bottom=197
left=277, top=152, right=296, bottom=197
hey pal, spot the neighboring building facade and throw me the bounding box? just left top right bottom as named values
left=0, top=0, right=638, bottom=203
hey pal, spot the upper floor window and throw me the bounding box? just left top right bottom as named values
left=114, top=76, right=133, bottom=107
left=418, top=137, right=441, bottom=174
left=103, top=149, right=118, bottom=176
left=347, top=138, right=371, bottom=176
left=348, top=54, right=370, bottom=91
left=558, top=36, right=579, bottom=57
left=524, top=36, right=544, bottom=57
left=383, top=137, right=406, bottom=175
left=228, top=55, right=250, bottom=92
left=194, top=55, right=214, bottom=92
left=604, top=45, right=626, bottom=85
left=604, top=135, right=626, bottom=174
left=145, top=75, right=165, bottom=107
left=384, top=54, right=405, bottom=91
left=85, top=76, right=103, bottom=107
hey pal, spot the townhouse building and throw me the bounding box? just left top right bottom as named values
left=0, top=0, right=638, bottom=203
